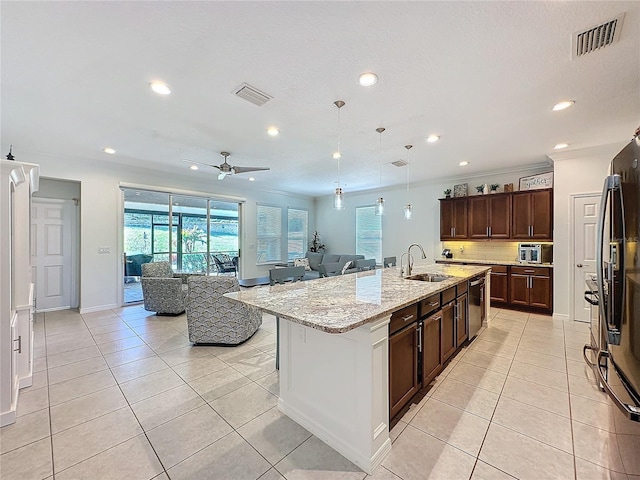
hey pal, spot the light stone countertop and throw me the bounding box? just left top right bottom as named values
left=435, top=258, right=554, bottom=268
left=225, top=263, right=490, bottom=334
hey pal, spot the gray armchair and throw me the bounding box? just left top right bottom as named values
left=141, top=261, right=188, bottom=315
left=185, top=276, right=262, bottom=345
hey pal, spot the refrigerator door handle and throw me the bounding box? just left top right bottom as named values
left=596, top=350, right=640, bottom=422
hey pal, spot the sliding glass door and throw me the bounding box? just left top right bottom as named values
left=122, top=188, right=240, bottom=304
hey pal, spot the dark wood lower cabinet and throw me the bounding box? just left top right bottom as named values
left=509, top=266, right=552, bottom=312
left=422, top=313, right=442, bottom=387
left=509, top=273, right=530, bottom=306
left=389, top=322, right=419, bottom=419
left=530, top=275, right=552, bottom=310
left=440, top=302, right=456, bottom=363
left=456, top=293, right=468, bottom=347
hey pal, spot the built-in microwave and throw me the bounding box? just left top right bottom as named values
left=518, top=243, right=553, bottom=264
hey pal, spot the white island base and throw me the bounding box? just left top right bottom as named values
left=277, top=315, right=391, bottom=475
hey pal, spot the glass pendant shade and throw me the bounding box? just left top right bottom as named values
left=404, top=203, right=413, bottom=220
left=375, top=197, right=385, bottom=216
left=334, top=187, right=345, bottom=210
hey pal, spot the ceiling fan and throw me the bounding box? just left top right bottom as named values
left=186, top=151, right=270, bottom=180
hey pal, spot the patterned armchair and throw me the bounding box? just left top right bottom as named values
left=141, top=261, right=188, bottom=315
left=185, top=276, right=262, bottom=345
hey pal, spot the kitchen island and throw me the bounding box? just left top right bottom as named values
left=226, top=263, right=490, bottom=473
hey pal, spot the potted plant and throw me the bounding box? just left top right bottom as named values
left=444, top=189, right=452, bottom=198
left=490, top=183, right=500, bottom=193
left=309, top=231, right=326, bottom=252
left=476, top=185, right=485, bottom=195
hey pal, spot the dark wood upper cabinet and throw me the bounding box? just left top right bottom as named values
left=468, top=194, right=511, bottom=239
left=511, top=189, right=553, bottom=240
left=440, top=198, right=468, bottom=240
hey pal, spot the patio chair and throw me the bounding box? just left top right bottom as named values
left=383, top=256, right=397, bottom=267
left=141, top=261, right=188, bottom=315
left=269, top=266, right=305, bottom=370
left=356, top=258, right=376, bottom=271
left=185, top=276, right=262, bottom=345
left=211, top=253, right=237, bottom=276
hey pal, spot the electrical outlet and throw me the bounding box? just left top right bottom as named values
left=98, top=247, right=111, bottom=254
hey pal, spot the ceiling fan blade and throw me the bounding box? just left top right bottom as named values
left=231, top=166, right=270, bottom=174
left=182, top=159, right=221, bottom=170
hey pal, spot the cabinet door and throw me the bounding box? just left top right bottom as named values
left=488, top=195, right=511, bottom=239
left=422, top=314, right=442, bottom=387
left=490, top=273, right=509, bottom=303
left=440, top=200, right=455, bottom=240
left=530, top=275, right=552, bottom=310
left=440, top=302, right=456, bottom=363
left=456, top=293, right=468, bottom=347
left=511, top=193, right=532, bottom=239
left=389, top=323, right=419, bottom=419
left=531, top=190, right=553, bottom=240
left=468, top=197, right=489, bottom=239
left=509, top=274, right=530, bottom=306
left=453, top=199, right=468, bottom=238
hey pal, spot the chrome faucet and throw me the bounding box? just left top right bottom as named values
left=401, top=243, right=427, bottom=277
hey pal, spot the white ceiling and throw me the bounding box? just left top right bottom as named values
left=2, top=1, right=639, bottom=197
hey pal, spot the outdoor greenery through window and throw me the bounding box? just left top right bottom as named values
left=287, top=208, right=308, bottom=261
left=356, top=205, right=382, bottom=263
left=257, top=204, right=282, bottom=263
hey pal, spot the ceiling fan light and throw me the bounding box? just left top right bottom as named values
left=334, top=187, right=345, bottom=210
left=375, top=197, right=385, bottom=216
left=404, top=204, right=413, bottom=220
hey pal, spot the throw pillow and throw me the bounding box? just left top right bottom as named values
left=341, top=260, right=353, bottom=275
left=294, top=257, right=311, bottom=271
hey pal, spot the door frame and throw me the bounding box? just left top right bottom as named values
left=568, top=192, right=600, bottom=323
left=31, top=197, right=79, bottom=311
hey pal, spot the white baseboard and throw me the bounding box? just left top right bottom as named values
left=553, top=313, right=570, bottom=321
left=79, top=303, right=118, bottom=314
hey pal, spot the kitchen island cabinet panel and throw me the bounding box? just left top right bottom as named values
left=441, top=302, right=457, bottom=363
left=389, top=323, right=419, bottom=419
left=422, top=312, right=442, bottom=386
left=456, top=293, right=469, bottom=347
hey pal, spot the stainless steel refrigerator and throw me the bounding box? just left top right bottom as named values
left=589, top=131, right=640, bottom=422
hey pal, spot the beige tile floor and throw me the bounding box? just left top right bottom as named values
left=1, top=306, right=639, bottom=479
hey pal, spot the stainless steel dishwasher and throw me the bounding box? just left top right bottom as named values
left=468, top=276, right=485, bottom=339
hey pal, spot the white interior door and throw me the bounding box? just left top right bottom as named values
left=32, top=199, right=74, bottom=311
left=573, top=194, right=600, bottom=323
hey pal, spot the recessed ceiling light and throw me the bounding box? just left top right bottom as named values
left=426, top=135, right=440, bottom=143
left=190, top=165, right=199, bottom=170
left=248, top=177, right=255, bottom=182
left=149, top=81, right=171, bottom=95
left=332, top=151, right=342, bottom=160
left=554, top=143, right=569, bottom=150
left=267, top=126, right=280, bottom=137
left=552, top=100, right=575, bottom=111
left=459, top=161, right=469, bottom=166
left=103, top=147, right=115, bottom=154
left=358, top=72, right=378, bottom=87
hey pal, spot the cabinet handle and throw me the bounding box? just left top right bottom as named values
left=417, top=325, right=422, bottom=353
left=402, top=314, right=415, bottom=323
left=486, top=227, right=489, bottom=237
left=453, top=227, right=456, bottom=237
left=524, top=269, right=535, bottom=273
left=531, top=225, right=534, bottom=236
left=488, top=226, right=492, bottom=237
left=451, top=227, right=454, bottom=237
left=13, top=336, right=22, bottom=354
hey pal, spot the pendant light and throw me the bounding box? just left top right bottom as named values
left=333, top=100, right=345, bottom=210
left=375, top=127, right=385, bottom=216
left=404, top=144, right=413, bottom=220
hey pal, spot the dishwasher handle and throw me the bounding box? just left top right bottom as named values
left=469, top=278, right=485, bottom=287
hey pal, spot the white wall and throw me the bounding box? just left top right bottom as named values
left=550, top=142, right=625, bottom=319
left=27, top=154, right=314, bottom=313
left=316, top=165, right=551, bottom=267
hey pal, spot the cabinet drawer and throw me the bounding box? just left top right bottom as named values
left=442, top=286, right=456, bottom=305
left=420, top=293, right=440, bottom=318
left=389, top=303, right=419, bottom=335
left=490, top=265, right=508, bottom=274
left=511, top=266, right=550, bottom=277
left=456, top=281, right=468, bottom=296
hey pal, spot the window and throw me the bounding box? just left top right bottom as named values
left=356, top=205, right=382, bottom=263
left=257, top=204, right=282, bottom=263
left=287, top=208, right=308, bottom=260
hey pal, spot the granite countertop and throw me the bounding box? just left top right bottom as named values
left=435, top=258, right=554, bottom=268
left=225, top=264, right=489, bottom=334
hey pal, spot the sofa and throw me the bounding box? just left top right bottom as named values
left=302, top=251, right=365, bottom=279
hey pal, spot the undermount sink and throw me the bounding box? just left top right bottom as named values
left=405, top=273, right=452, bottom=282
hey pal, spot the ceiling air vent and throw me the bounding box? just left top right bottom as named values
left=572, top=13, right=625, bottom=59
left=233, top=83, right=273, bottom=106
left=391, top=160, right=408, bottom=167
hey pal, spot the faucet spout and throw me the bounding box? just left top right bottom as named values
left=404, top=243, right=427, bottom=277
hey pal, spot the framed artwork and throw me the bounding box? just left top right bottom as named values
left=453, top=183, right=468, bottom=197
left=519, top=172, right=553, bottom=191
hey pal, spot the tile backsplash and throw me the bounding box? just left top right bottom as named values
left=441, top=241, right=520, bottom=262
